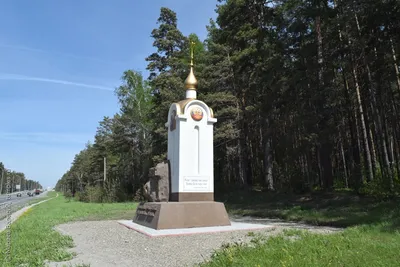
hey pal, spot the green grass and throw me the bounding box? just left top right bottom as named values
left=197, top=190, right=400, bottom=267
left=0, top=195, right=137, bottom=267
left=2, top=190, right=400, bottom=266
left=219, top=190, right=400, bottom=228
left=199, top=226, right=400, bottom=267
left=27, top=191, right=58, bottom=206
left=0, top=191, right=58, bottom=220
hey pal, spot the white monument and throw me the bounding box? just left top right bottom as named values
left=133, top=42, right=230, bottom=229
left=165, top=51, right=217, bottom=201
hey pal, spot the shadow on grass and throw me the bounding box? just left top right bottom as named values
left=216, top=189, right=400, bottom=232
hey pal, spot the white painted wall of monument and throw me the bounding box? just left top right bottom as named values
left=166, top=99, right=217, bottom=194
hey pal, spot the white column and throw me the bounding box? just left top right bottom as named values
left=186, top=90, right=196, bottom=99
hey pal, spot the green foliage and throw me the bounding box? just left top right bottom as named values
left=103, top=180, right=121, bottom=203
left=203, top=191, right=400, bottom=267
left=359, top=179, right=400, bottom=200
left=221, top=189, right=400, bottom=228
left=145, top=7, right=188, bottom=160
left=0, top=195, right=137, bottom=266
left=56, top=1, right=400, bottom=202
left=200, top=227, right=400, bottom=267
left=56, top=70, right=154, bottom=203
left=85, top=186, right=105, bottom=203
left=74, top=191, right=88, bottom=202
left=63, top=191, right=73, bottom=202
left=0, top=162, right=42, bottom=194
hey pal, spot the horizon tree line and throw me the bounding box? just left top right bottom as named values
left=0, top=162, right=42, bottom=194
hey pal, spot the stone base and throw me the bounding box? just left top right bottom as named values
left=132, top=201, right=231, bottom=230
left=119, top=220, right=273, bottom=237
left=169, top=192, right=214, bottom=202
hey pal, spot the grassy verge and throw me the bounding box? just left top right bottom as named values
left=0, top=194, right=137, bottom=267
left=2, top=189, right=399, bottom=266
left=27, top=191, right=58, bottom=205
left=0, top=191, right=57, bottom=221
left=198, top=190, right=400, bottom=266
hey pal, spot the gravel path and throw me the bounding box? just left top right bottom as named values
left=46, top=217, right=341, bottom=267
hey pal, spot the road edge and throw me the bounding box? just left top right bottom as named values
left=0, top=192, right=59, bottom=233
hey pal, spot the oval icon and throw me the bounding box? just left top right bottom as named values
left=190, top=107, right=203, bottom=121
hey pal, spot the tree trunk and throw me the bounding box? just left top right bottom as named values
left=389, top=37, right=400, bottom=92
left=334, top=0, right=362, bottom=188
left=340, top=130, right=349, bottom=188
left=263, top=118, right=274, bottom=190
left=315, top=11, right=333, bottom=190
left=350, top=58, right=374, bottom=182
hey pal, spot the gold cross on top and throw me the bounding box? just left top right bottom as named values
left=190, top=41, right=195, bottom=66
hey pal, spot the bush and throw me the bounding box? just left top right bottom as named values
left=64, top=191, right=73, bottom=202
left=74, top=191, right=88, bottom=202
left=86, top=186, right=105, bottom=203
left=358, top=178, right=399, bottom=200
left=104, top=181, right=119, bottom=203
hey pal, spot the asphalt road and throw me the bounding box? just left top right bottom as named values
left=0, top=191, right=34, bottom=204
left=0, top=191, right=49, bottom=220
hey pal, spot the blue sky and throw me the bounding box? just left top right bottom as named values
left=0, top=0, right=218, bottom=188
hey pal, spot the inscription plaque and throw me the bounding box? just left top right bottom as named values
left=183, top=176, right=210, bottom=192
left=136, top=207, right=157, bottom=217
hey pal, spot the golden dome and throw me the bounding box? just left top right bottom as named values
left=184, top=65, right=198, bottom=90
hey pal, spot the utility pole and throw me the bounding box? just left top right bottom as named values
left=104, top=156, right=107, bottom=182
left=0, top=167, right=4, bottom=195
left=11, top=173, right=14, bottom=193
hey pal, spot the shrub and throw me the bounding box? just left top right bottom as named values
left=104, top=180, right=120, bottom=203
left=358, top=178, right=399, bottom=200
left=64, top=191, right=73, bottom=202
left=74, top=191, right=88, bottom=202
left=86, top=186, right=105, bottom=203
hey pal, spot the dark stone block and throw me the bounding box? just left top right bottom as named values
left=143, top=161, right=169, bottom=202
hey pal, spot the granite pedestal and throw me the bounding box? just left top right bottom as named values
left=132, top=201, right=231, bottom=230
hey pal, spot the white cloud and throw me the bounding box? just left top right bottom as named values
left=0, top=73, right=115, bottom=91
left=0, top=132, right=93, bottom=144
